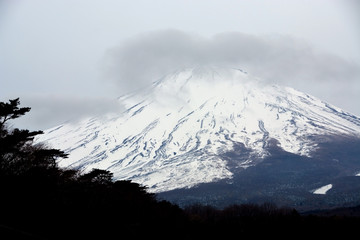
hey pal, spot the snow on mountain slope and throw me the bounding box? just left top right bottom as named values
left=36, top=67, right=360, bottom=192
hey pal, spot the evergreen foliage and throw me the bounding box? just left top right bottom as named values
left=0, top=98, right=185, bottom=239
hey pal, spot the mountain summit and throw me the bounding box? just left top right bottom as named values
left=37, top=67, right=360, bottom=208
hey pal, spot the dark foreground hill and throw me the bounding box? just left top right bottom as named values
left=1, top=173, right=360, bottom=239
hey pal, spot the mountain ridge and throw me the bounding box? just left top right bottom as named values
left=36, top=67, right=360, bottom=196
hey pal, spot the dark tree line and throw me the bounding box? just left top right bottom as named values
left=0, top=99, right=184, bottom=239
left=1, top=98, right=359, bottom=239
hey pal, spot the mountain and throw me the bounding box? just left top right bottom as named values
left=36, top=67, right=360, bottom=210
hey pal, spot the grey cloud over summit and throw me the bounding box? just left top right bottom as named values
left=104, top=30, right=359, bottom=90
left=103, top=30, right=360, bottom=114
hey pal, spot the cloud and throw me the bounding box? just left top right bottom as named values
left=103, top=29, right=360, bottom=114
left=104, top=30, right=360, bottom=87
left=10, top=95, right=125, bottom=131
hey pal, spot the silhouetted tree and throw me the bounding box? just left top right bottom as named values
left=0, top=98, right=30, bottom=130
left=0, top=98, right=67, bottom=177
left=0, top=98, right=71, bottom=238
left=79, top=168, right=113, bottom=185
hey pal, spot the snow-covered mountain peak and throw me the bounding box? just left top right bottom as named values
left=119, top=66, right=262, bottom=112
left=37, top=67, right=360, bottom=192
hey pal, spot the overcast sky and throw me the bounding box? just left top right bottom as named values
left=1, top=0, right=359, bottom=130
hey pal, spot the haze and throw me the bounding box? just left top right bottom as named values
left=1, top=0, right=359, bottom=130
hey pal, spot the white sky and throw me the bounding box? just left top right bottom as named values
left=0, top=0, right=359, bottom=130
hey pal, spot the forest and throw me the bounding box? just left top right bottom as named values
left=1, top=98, right=359, bottom=239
